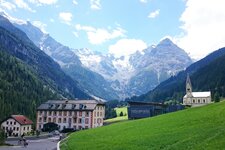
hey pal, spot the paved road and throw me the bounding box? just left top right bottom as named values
left=0, top=136, right=59, bottom=150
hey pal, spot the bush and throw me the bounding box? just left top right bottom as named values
left=119, top=111, right=124, bottom=116
left=0, top=129, right=5, bottom=145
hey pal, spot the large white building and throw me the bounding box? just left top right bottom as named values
left=1, top=115, right=33, bottom=137
left=183, top=75, right=211, bottom=107
left=36, top=100, right=105, bottom=131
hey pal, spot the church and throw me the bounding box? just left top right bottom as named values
left=183, top=75, right=211, bottom=107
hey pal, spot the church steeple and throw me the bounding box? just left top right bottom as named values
left=186, top=74, right=192, bottom=97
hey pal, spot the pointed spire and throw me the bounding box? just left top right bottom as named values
left=186, top=73, right=192, bottom=87
left=186, top=74, right=192, bottom=96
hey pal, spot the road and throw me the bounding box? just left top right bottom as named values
left=0, top=136, right=59, bottom=150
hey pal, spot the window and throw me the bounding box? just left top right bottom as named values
left=94, top=112, right=96, bottom=117
left=79, top=111, right=82, bottom=117
left=63, top=118, right=67, bottom=123
left=3, top=127, right=5, bottom=130
left=63, top=111, right=67, bottom=116
left=85, top=118, right=89, bottom=124
left=49, top=111, right=52, bottom=116
left=85, top=126, right=88, bottom=129
left=100, top=112, right=102, bottom=117
left=73, top=118, right=77, bottom=123
left=58, top=118, right=62, bottom=123
left=27, top=127, right=29, bottom=130
left=97, top=112, right=99, bottom=117
left=53, top=118, right=56, bottom=123
left=14, top=122, right=16, bottom=125
left=203, top=99, right=206, bottom=103
left=69, top=111, right=72, bottom=116
left=79, top=118, right=82, bottom=123
left=23, top=127, right=25, bottom=130
left=94, top=119, right=96, bottom=124
left=198, top=99, right=200, bottom=103
left=39, top=111, right=42, bottom=115
left=10, top=121, right=12, bottom=125
left=13, top=127, right=15, bottom=130
left=6, top=121, right=8, bottom=125
left=6, top=127, right=8, bottom=130
left=193, top=99, right=195, bottom=103
left=39, top=117, right=42, bottom=122
left=48, top=118, right=51, bottom=122
left=17, top=127, right=19, bottom=131
left=54, top=111, right=57, bottom=116
left=74, top=111, right=77, bottom=117
left=59, top=111, right=62, bottom=116
left=86, top=111, right=89, bottom=117
left=44, top=117, right=47, bottom=122
left=69, top=118, right=72, bottom=123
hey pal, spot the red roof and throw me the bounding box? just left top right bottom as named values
left=11, top=115, right=33, bottom=125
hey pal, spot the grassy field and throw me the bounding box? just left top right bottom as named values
left=114, top=106, right=128, bottom=116
left=104, top=106, right=128, bottom=123
left=61, top=101, right=225, bottom=150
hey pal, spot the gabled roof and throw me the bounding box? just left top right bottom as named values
left=11, top=115, right=33, bottom=125
left=184, top=91, right=211, bottom=98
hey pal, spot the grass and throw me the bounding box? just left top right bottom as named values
left=114, top=106, right=128, bottom=116
left=61, top=101, right=225, bottom=150
left=104, top=106, right=128, bottom=124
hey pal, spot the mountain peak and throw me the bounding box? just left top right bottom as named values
left=159, top=38, right=174, bottom=46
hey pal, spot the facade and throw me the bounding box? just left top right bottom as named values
left=1, top=115, right=33, bottom=137
left=128, top=101, right=167, bottom=119
left=36, top=100, right=105, bottom=131
left=183, top=75, right=211, bottom=107
left=127, top=101, right=184, bottom=119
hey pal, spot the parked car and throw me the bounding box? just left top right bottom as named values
left=61, top=128, right=75, bottom=133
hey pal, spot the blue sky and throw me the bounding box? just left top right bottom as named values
left=1, top=0, right=225, bottom=59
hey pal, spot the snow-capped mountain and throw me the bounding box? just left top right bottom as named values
left=3, top=13, right=193, bottom=100
left=73, top=38, right=193, bottom=98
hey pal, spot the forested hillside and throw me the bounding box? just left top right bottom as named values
left=129, top=47, right=225, bottom=102
left=0, top=15, right=90, bottom=99
left=0, top=50, right=58, bottom=121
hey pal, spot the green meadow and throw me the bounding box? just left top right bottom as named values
left=61, top=100, right=225, bottom=150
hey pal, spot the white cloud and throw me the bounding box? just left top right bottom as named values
left=29, top=0, right=57, bottom=5
left=32, top=21, right=47, bottom=33
left=90, top=0, right=101, bottom=10
left=148, top=9, right=160, bottom=18
left=0, top=0, right=16, bottom=11
left=108, top=39, right=147, bottom=58
left=59, top=12, right=73, bottom=25
left=75, top=24, right=126, bottom=45
left=140, top=0, right=148, bottom=3
left=73, top=0, right=78, bottom=5
left=176, top=0, right=225, bottom=59
left=13, top=0, right=35, bottom=12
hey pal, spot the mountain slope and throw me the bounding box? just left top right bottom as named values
left=4, top=14, right=192, bottom=100
left=61, top=101, right=225, bottom=150
left=11, top=17, right=119, bottom=100
left=130, top=47, right=225, bottom=102
left=0, top=50, right=58, bottom=121
left=0, top=15, right=90, bottom=99
left=75, top=39, right=192, bottom=98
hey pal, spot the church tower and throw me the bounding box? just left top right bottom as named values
left=186, top=74, right=192, bottom=97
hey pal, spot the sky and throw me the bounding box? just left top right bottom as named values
left=1, top=0, right=225, bottom=60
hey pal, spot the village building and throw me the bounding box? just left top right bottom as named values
left=127, top=101, right=184, bottom=119
left=36, top=100, right=105, bottom=131
left=1, top=115, right=33, bottom=137
left=183, top=75, right=211, bottom=107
